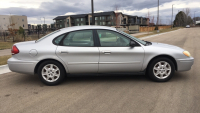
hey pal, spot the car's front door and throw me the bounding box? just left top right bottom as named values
left=96, top=30, right=145, bottom=73
left=56, top=30, right=99, bottom=73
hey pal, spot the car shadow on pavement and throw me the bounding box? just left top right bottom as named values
left=12, top=72, right=189, bottom=86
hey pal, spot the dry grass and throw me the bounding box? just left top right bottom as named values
left=0, top=42, right=15, bottom=50
left=0, top=55, right=11, bottom=65
left=135, top=27, right=182, bottom=38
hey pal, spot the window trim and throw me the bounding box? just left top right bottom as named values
left=56, top=29, right=98, bottom=47
left=94, top=29, right=141, bottom=47
left=52, top=33, right=68, bottom=45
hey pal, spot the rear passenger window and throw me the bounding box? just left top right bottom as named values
left=54, top=34, right=65, bottom=45
left=62, top=30, right=94, bottom=47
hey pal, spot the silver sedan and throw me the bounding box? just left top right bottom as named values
left=8, top=26, right=194, bottom=85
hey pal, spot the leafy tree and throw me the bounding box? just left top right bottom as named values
left=18, top=26, right=24, bottom=36
left=18, top=26, right=25, bottom=41
left=174, top=11, right=193, bottom=27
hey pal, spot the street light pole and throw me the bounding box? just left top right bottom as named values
left=194, top=11, right=196, bottom=25
left=43, top=17, right=45, bottom=24
left=171, top=4, right=174, bottom=29
left=157, top=0, right=159, bottom=32
left=91, top=0, right=95, bottom=25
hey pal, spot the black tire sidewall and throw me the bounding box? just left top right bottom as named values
left=38, top=61, right=66, bottom=86
left=147, top=57, right=175, bottom=82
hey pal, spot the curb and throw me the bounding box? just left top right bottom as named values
left=0, top=64, right=11, bottom=75
left=139, top=29, right=182, bottom=40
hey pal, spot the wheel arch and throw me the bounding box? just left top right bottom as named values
left=34, top=59, right=67, bottom=74
left=146, top=55, right=177, bottom=72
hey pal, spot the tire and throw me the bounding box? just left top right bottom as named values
left=147, top=57, right=175, bottom=82
left=38, top=60, right=66, bottom=86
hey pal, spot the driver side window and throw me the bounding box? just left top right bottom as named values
left=97, top=30, right=130, bottom=47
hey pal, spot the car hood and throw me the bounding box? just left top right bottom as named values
left=151, top=42, right=184, bottom=51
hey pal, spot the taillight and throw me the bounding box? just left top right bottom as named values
left=11, top=45, right=19, bottom=55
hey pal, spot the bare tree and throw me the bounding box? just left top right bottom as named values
left=183, top=8, right=191, bottom=25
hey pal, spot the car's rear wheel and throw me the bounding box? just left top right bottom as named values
left=38, top=61, right=65, bottom=86
left=147, top=57, right=175, bottom=82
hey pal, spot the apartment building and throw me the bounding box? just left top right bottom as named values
left=0, top=15, right=28, bottom=31
left=53, top=11, right=149, bottom=29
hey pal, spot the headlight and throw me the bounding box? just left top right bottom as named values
left=183, top=51, right=191, bottom=57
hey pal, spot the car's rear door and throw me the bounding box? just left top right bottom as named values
left=96, top=29, right=145, bottom=73
left=56, top=30, right=99, bottom=73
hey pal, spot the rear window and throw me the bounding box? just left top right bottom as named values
left=36, top=30, right=60, bottom=43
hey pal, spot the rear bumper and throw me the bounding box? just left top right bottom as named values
left=176, top=57, right=194, bottom=71
left=7, top=57, right=38, bottom=75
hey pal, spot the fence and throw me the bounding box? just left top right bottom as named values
left=139, top=26, right=172, bottom=32
left=0, top=29, right=56, bottom=42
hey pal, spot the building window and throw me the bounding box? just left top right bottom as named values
left=81, top=23, right=84, bottom=26
left=107, top=17, right=110, bottom=20
left=100, top=17, right=101, bottom=20
left=95, top=17, right=98, bottom=20
left=100, top=22, right=102, bottom=25
left=90, top=17, right=92, bottom=21
left=67, top=19, right=69, bottom=22
left=22, top=19, right=24, bottom=22
left=77, top=23, right=79, bottom=26
left=77, top=18, right=79, bottom=21
left=103, top=22, right=106, bottom=25
left=95, top=22, right=98, bottom=25
left=102, top=16, right=105, bottom=20
left=81, top=18, right=83, bottom=21
left=23, top=24, right=24, bottom=27
left=60, top=25, right=62, bottom=27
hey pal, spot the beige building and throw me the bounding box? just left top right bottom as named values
left=0, top=15, right=28, bottom=31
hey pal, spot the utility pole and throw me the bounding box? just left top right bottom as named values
left=194, top=11, right=196, bottom=26
left=91, top=0, right=95, bottom=25
left=43, top=17, right=45, bottom=24
left=171, top=4, right=174, bottom=29
left=157, top=0, right=159, bottom=32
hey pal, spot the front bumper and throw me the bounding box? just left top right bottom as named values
left=176, top=57, right=194, bottom=71
left=7, top=57, right=38, bottom=75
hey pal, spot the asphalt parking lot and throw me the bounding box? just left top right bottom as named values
left=0, top=28, right=199, bottom=113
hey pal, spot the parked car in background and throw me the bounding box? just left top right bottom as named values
left=7, top=26, right=194, bottom=85
left=186, top=25, right=190, bottom=28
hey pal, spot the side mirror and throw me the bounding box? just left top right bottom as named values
left=129, top=40, right=136, bottom=47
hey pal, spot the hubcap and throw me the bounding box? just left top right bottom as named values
left=153, top=61, right=171, bottom=79
left=41, top=64, right=60, bottom=82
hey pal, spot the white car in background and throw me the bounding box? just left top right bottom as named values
left=186, top=25, right=190, bottom=28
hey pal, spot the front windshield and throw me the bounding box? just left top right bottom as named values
left=118, top=31, right=147, bottom=45
left=35, top=30, right=60, bottom=43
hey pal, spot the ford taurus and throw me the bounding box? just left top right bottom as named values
left=7, top=26, right=194, bottom=85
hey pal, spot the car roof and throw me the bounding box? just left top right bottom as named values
left=59, top=25, right=117, bottom=33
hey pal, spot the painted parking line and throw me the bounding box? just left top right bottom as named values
left=0, top=65, right=11, bottom=75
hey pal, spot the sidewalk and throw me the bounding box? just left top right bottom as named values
left=0, top=49, right=11, bottom=56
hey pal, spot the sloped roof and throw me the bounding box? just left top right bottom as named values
left=89, top=11, right=115, bottom=16
left=53, top=14, right=88, bottom=20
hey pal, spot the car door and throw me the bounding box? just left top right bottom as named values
left=56, top=30, right=99, bottom=73
left=96, top=29, right=145, bottom=73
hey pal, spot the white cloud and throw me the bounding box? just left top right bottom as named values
left=0, top=0, right=53, bottom=8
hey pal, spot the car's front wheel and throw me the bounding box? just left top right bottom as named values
left=38, top=61, right=66, bottom=86
left=147, top=57, right=175, bottom=82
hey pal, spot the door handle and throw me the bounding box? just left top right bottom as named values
left=60, top=51, right=68, bottom=54
left=102, top=51, right=111, bottom=54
